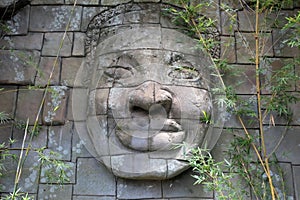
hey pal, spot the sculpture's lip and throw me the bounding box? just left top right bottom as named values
left=116, top=119, right=186, bottom=151
left=159, top=119, right=182, bottom=132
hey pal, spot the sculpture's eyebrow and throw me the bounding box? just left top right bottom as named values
left=109, top=54, right=139, bottom=69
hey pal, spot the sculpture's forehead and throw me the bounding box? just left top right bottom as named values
left=95, top=27, right=206, bottom=56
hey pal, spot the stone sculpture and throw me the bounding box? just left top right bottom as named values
left=73, top=3, right=225, bottom=180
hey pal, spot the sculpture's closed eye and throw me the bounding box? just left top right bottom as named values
left=168, top=65, right=200, bottom=80
left=104, top=66, right=133, bottom=80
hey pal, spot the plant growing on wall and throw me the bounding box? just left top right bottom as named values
left=168, top=0, right=299, bottom=199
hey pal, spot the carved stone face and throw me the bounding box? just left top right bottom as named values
left=80, top=27, right=216, bottom=180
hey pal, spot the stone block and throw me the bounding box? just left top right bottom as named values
left=48, top=123, right=73, bottom=160
left=4, top=5, right=29, bottom=35
left=61, top=57, right=83, bottom=87
left=223, top=64, right=256, bottom=94
left=31, top=0, right=64, bottom=4
left=73, top=32, right=85, bottom=56
left=221, top=11, right=237, bottom=35
left=212, top=129, right=258, bottom=164
left=270, top=163, right=295, bottom=199
left=162, top=169, right=213, bottom=198
left=15, top=88, right=44, bottom=124
left=134, top=0, right=160, bottom=2
left=30, top=6, right=82, bottom=31
left=0, top=151, right=40, bottom=193
left=260, top=58, right=295, bottom=94
left=81, top=7, right=108, bottom=31
left=293, top=166, right=300, bottom=200
left=0, top=86, right=17, bottom=115
left=0, top=33, right=43, bottom=50
left=220, top=0, right=243, bottom=10
left=223, top=95, right=258, bottom=129
left=123, top=9, right=160, bottom=24
left=74, top=158, right=116, bottom=195
left=117, top=178, right=162, bottom=199
left=40, top=161, right=75, bottom=184
left=35, top=56, right=61, bottom=86
left=273, top=29, right=300, bottom=57
left=71, top=124, right=92, bottom=162
left=88, top=89, right=109, bottom=115
left=42, top=32, right=73, bottom=56
left=12, top=126, right=47, bottom=149
left=265, top=126, right=300, bottom=164
left=0, top=125, right=12, bottom=145
left=236, top=32, right=273, bottom=63
left=73, top=197, right=115, bottom=200
left=38, top=184, right=72, bottom=200
left=67, top=88, right=88, bottom=121
left=0, top=50, right=39, bottom=85
left=65, top=0, right=99, bottom=4
left=101, top=0, right=131, bottom=6
left=238, top=11, right=273, bottom=32
left=42, top=86, right=68, bottom=125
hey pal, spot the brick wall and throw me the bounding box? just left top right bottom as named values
left=0, top=0, right=299, bottom=199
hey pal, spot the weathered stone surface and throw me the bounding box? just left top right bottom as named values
left=220, top=36, right=236, bottom=63
left=0, top=86, right=17, bottom=115
left=162, top=169, right=213, bottom=198
left=67, top=88, right=88, bottom=121
left=223, top=64, right=256, bottom=94
left=101, top=0, right=131, bottom=6
left=0, top=50, right=39, bottom=85
left=73, top=32, right=85, bottom=56
left=270, top=163, right=295, bottom=199
left=81, top=7, right=108, bottom=31
left=61, top=57, right=83, bottom=86
left=74, top=158, right=116, bottom=195
left=42, top=86, right=68, bottom=125
left=40, top=161, right=75, bottom=184
left=220, top=10, right=237, bottom=35
left=12, top=126, right=47, bottom=149
left=31, top=0, right=64, bottom=4
left=293, top=166, right=300, bottom=200
left=224, top=95, right=258, bottom=128
left=238, top=11, right=273, bottom=32
left=48, top=123, right=73, bottom=160
left=35, top=56, right=61, bottom=86
left=73, top=197, right=115, bottom=200
left=38, top=184, right=72, bottom=200
left=273, top=29, right=300, bottom=57
left=0, top=126, right=12, bottom=145
left=111, top=154, right=167, bottom=179
left=212, top=129, right=258, bottom=164
left=3, top=5, right=29, bottom=35
left=0, top=151, right=40, bottom=193
left=71, top=125, right=92, bottom=162
left=88, top=89, right=109, bottom=115
left=117, top=178, right=162, bottom=199
left=42, top=32, right=73, bottom=56
left=30, top=6, right=82, bottom=31
left=265, top=126, right=300, bottom=164
left=236, top=32, right=273, bottom=63
left=134, top=0, right=160, bottom=2
left=65, top=0, right=99, bottom=4
left=15, top=88, right=44, bottom=124
left=260, top=58, right=295, bottom=94
left=0, top=33, right=43, bottom=50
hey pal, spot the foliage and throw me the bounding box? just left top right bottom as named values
left=169, top=0, right=299, bottom=199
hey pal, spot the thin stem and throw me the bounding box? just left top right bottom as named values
left=255, top=0, right=276, bottom=199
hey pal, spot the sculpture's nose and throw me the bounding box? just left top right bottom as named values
left=128, top=82, right=172, bottom=115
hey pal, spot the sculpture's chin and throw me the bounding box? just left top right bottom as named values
left=109, top=154, right=190, bottom=180
left=116, top=129, right=186, bottom=151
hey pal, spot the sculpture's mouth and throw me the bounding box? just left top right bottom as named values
left=115, top=119, right=186, bottom=151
